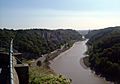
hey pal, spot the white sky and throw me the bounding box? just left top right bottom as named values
left=0, top=0, right=120, bottom=30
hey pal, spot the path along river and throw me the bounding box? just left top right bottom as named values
left=50, top=40, right=111, bottom=84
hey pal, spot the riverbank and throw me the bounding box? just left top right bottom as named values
left=81, top=56, right=114, bottom=84
left=50, top=40, right=110, bottom=84
left=28, top=41, right=77, bottom=84
left=80, top=57, right=90, bottom=69
left=35, top=40, right=77, bottom=67
left=25, top=41, right=74, bottom=67
left=81, top=56, right=90, bottom=68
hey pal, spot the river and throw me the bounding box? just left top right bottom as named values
left=49, top=40, right=110, bottom=84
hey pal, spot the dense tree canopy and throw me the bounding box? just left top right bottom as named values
left=86, top=27, right=120, bottom=83
left=0, top=29, right=82, bottom=59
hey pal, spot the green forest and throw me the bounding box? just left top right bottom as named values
left=0, top=29, right=82, bottom=84
left=0, top=29, right=82, bottom=59
left=86, top=27, right=120, bottom=83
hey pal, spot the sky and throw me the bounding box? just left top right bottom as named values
left=0, top=0, right=120, bottom=30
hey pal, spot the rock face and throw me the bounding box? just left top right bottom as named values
left=0, top=29, right=82, bottom=59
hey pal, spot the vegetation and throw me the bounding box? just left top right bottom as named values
left=0, top=29, right=82, bottom=60
left=29, top=66, right=71, bottom=84
left=0, top=28, right=81, bottom=83
left=83, top=56, right=90, bottom=67
left=86, top=26, right=120, bottom=83
left=85, top=26, right=120, bottom=45
left=78, top=30, right=89, bottom=36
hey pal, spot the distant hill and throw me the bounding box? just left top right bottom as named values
left=0, top=29, right=82, bottom=59
left=85, top=26, right=120, bottom=45
left=78, top=30, right=89, bottom=36
left=86, top=26, right=120, bottom=83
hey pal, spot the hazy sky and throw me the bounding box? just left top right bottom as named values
left=0, top=0, right=120, bottom=30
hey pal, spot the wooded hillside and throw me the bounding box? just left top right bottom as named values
left=86, top=26, right=120, bottom=83
left=0, top=29, right=82, bottom=59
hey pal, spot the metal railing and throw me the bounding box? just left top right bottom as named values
left=9, top=39, right=14, bottom=84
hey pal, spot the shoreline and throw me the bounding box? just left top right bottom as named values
left=81, top=56, right=90, bottom=68
left=81, top=56, right=114, bottom=84
left=80, top=57, right=89, bottom=69
left=34, top=40, right=78, bottom=67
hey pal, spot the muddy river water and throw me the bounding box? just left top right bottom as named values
left=50, top=40, right=110, bottom=84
